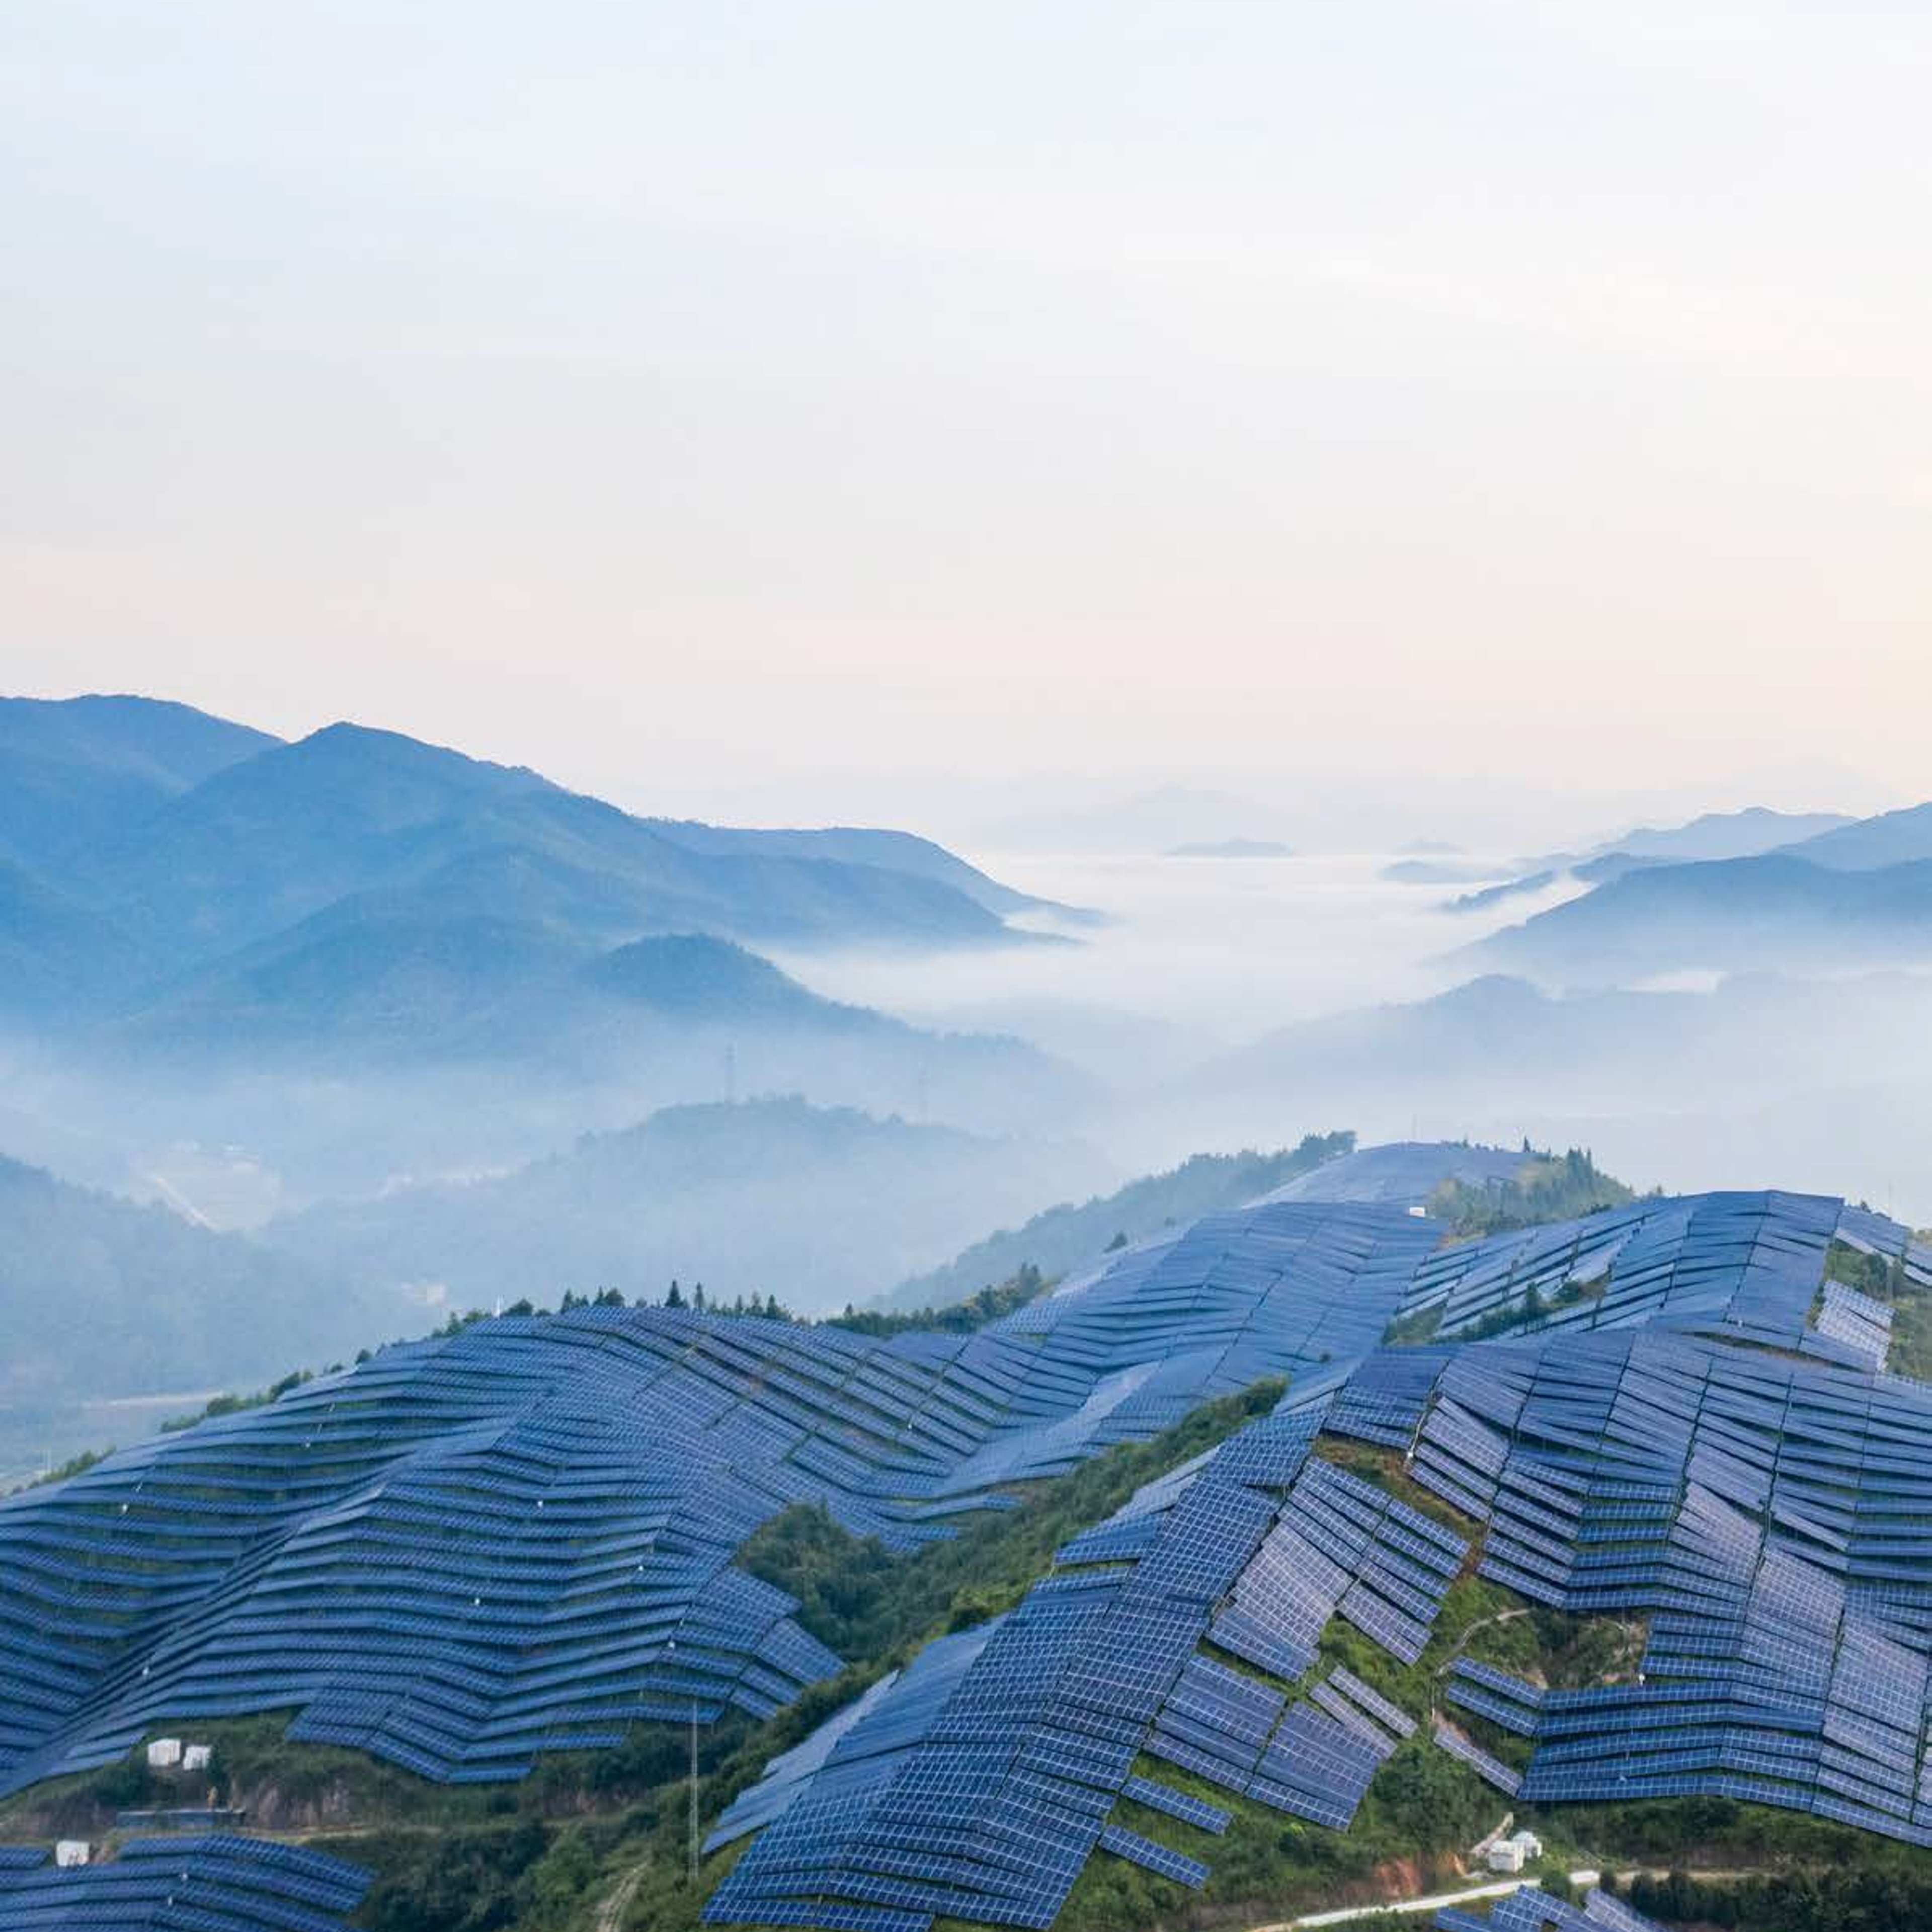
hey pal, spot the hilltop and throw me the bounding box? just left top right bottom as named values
left=871, top=1130, right=1355, bottom=1313
left=0, top=697, right=1077, bottom=1037
left=1466, top=852, right=1932, bottom=988
left=0, top=695, right=1096, bottom=1205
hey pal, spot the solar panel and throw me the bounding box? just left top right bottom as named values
left=6, top=1179, right=1929, bottom=1932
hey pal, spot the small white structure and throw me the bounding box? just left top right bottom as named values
left=145, top=1737, right=183, bottom=1769
left=54, top=1840, right=90, bottom=1869
left=182, top=1743, right=213, bottom=1772
left=1488, top=1827, right=1543, bottom=1874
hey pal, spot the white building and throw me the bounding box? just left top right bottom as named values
left=182, top=1743, right=213, bottom=1772
left=1487, top=1827, right=1543, bottom=1873
left=145, top=1737, right=183, bottom=1769
left=54, top=1841, right=90, bottom=1869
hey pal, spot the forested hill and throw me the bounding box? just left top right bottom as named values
left=872, top=1130, right=1356, bottom=1313
left=0, top=696, right=1080, bottom=1039
left=0, top=1154, right=371, bottom=1406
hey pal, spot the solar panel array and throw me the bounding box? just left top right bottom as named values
left=707, top=1191, right=1932, bottom=1929
left=0, top=1202, right=1439, bottom=1794
left=0, top=1833, right=368, bottom=1930
left=3, top=1162, right=1927, bottom=1932
left=1343, top=1323, right=1932, bottom=1846
left=1207, top=1456, right=1464, bottom=1680
left=706, top=1416, right=1465, bottom=1929
left=1434, top=1887, right=1666, bottom=1931
left=1399, top=1190, right=1928, bottom=1372
left=1262, top=1141, right=1530, bottom=1209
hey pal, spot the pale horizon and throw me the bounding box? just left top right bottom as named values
left=6, top=1, right=1929, bottom=826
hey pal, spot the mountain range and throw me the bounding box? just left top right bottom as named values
left=0, top=696, right=1076, bottom=1026
left=0, top=695, right=1095, bottom=1202
left=1461, top=799, right=1932, bottom=988
left=1566, top=803, right=1856, bottom=865
left=1470, top=851, right=1932, bottom=987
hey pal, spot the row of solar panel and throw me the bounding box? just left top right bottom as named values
left=0, top=1834, right=369, bottom=1931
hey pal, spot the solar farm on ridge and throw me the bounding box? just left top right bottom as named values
left=4, top=1144, right=1931, bottom=1930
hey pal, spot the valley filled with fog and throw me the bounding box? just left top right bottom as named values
left=784, top=840, right=1932, bottom=1227
left=4, top=694, right=1930, bottom=1489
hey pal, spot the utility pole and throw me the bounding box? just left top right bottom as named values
left=668, top=1640, right=699, bottom=1883
left=689, top=1690, right=700, bottom=1883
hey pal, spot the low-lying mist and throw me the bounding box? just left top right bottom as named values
left=9, top=833, right=1932, bottom=1492
left=778, top=850, right=1932, bottom=1225
left=775, top=851, right=1581, bottom=1057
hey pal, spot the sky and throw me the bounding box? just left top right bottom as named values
left=4, top=1, right=1928, bottom=829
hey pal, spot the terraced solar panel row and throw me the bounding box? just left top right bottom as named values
left=2, top=1168, right=1924, bottom=1932
left=1432, top=1721, right=1524, bottom=1795
left=707, top=1404, right=1468, bottom=1930
left=1385, top=1327, right=1932, bottom=1846
left=1398, top=1190, right=1907, bottom=1371
left=1434, top=1887, right=1665, bottom=1930
left=0, top=1833, right=369, bottom=1930
left=0, top=1204, right=1441, bottom=1795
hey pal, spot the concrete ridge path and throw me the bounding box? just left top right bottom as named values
left=1257, top=1868, right=1606, bottom=1928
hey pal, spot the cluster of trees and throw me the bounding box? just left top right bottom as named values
left=877, top=1131, right=1356, bottom=1314
left=658, top=1279, right=790, bottom=1320
left=430, top=1281, right=798, bottom=1329
left=429, top=1264, right=1071, bottom=1339
left=828, top=1262, right=1050, bottom=1338
left=1626, top=1867, right=1932, bottom=1930
left=1430, top=1142, right=1637, bottom=1238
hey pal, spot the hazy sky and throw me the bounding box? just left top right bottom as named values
left=5, top=2, right=1927, bottom=821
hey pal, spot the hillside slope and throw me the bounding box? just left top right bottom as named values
left=1466, top=853, right=1932, bottom=987
left=872, top=1129, right=1356, bottom=1313
left=0, top=1151, right=386, bottom=1465
left=268, top=1095, right=1112, bottom=1316
left=0, top=692, right=277, bottom=870
left=1779, top=799, right=1932, bottom=869
left=5, top=1164, right=1930, bottom=1932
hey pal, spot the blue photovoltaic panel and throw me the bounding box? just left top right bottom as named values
left=3, top=1156, right=1926, bottom=1932
left=1120, top=1774, right=1231, bottom=1833
left=1434, top=1888, right=1668, bottom=1930
left=1097, top=1823, right=1209, bottom=1888
left=0, top=1200, right=1442, bottom=1795
left=0, top=1834, right=368, bottom=1930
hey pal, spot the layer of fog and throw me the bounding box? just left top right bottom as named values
left=10, top=836, right=1930, bottom=1492
left=779, top=850, right=1932, bottom=1226
left=777, top=853, right=1583, bottom=1052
